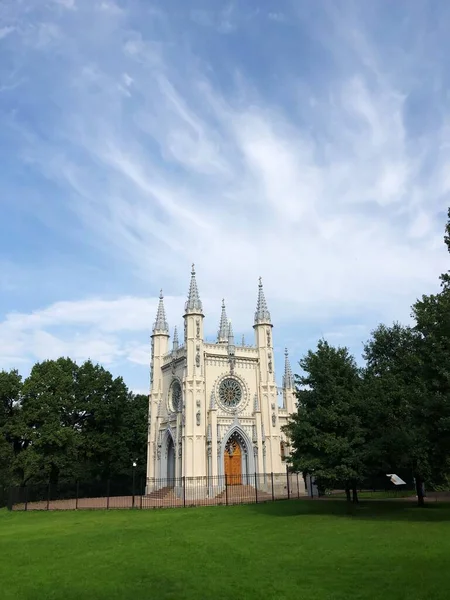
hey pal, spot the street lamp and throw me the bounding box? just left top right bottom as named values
left=132, top=459, right=138, bottom=508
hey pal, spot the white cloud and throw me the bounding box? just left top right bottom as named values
left=0, top=1, right=449, bottom=389
left=0, top=26, right=14, bottom=39
left=53, top=0, right=76, bottom=9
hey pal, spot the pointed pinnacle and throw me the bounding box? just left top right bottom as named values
left=254, top=277, right=271, bottom=325
left=283, top=347, right=294, bottom=389
left=172, top=326, right=179, bottom=351
left=185, top=263, right=203, bottom=314
left=153, top=290, right=169, bottom=334
left=217, top=298, right=228, bottom=343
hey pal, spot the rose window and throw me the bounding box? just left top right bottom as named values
left=219, top=378, right=242, bottom=409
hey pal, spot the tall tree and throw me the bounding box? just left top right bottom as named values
left=122, top=393, right=149, bottom=480
left=18, top=358, right=80, bottom=484
left=284, top=340, right=365, bottom=501
left=16, top=358, right=144, bottom=484
left=409, top=208, right=450, bottom=495
left=362, top=323, right=429, bottom=505
left=0, top=370, right=23, bottom=489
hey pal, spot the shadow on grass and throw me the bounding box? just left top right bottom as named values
left=248, top=498, right=450, bottom=522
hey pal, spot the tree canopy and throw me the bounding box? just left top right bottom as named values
left=285, top=209, right=450, bottom=506
left=0, top=359, right=148, bottom=491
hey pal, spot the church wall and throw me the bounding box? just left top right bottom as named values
left=147, top=269, right=302, bottom=497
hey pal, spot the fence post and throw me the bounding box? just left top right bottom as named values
left=225, top=476, right=228, bottom=506
left=75, top=480, right=79, bottom=510
left=24, top=486, right=28, bottom=512
left=46, top=482, right=50, bottom=511
left=183, top=477, right=186, bottom=508
left=7, top=487, right=13, bottom=511
left=255, top=472, right=258, bottom=504
left=297, top=472, right=300, bottom=499
left=286, top=467, right=291, bottom=500
left=271, top=472, right=274, bottom=502
left=140, top=478, right=143, bottom=509
left=106, top=479, right=110, bottom=510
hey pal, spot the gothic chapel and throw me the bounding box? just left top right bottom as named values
left=146, top=265, right=305, bottom=498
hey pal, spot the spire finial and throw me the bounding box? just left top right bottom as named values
left=185, top=263, right=203, bottom=314
left=283, top=347, right=294, bottom=389
left=153, top=290, right=169, bottom=334
left=172, top=326, right=179, bottom=351
left=254, top=276, right=271, bottom=325
left=217, top=299, right=228, bottom=343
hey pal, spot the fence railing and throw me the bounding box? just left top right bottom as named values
left=8, top=472, right=307, bottom=511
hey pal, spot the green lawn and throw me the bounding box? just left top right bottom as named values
left=1, top=500, right=450, bottom=600
left=330, top=490, right=417, bottom=499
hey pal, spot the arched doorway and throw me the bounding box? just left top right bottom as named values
left=167, top=436, right=175, bottom=483
left=224, top=437, right=243, bottom=485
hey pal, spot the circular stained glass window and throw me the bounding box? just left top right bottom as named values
left=171, top=381, right=182, bottom=412
left=219, top=378, right=242, bottom=409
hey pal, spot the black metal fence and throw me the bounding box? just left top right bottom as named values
left=8, top=471, right=307, bottom=511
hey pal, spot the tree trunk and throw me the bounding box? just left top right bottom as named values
left=345, top=487, right=351, bottom=502
left=415, top=477, right=425, bottom=507
left=352, top=486, right=359, bottom=503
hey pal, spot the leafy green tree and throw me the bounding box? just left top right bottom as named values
left=18, top=358, right=80, bottom=484
left=16, top=358, right=148, bottom=485
left=122, top=393, right=149, bottom=481
left=408, top=209, right=450, bottom=496
left=0, top=369, right=23, bottom=489
left=284, top=340, right=365, bottom=501
left=76, top=360, right=131, bottom=480
left=362, top=323, right=429, bottom=505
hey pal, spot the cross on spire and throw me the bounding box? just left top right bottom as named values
left=185, top=263, right=203, bottom=314
left=152, top=290, right=169, bottom=334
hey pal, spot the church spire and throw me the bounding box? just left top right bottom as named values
left=254, top=277, right=271, bottom=325
left=283, top=348, right=294, bottom=389
left=217, top=299, right=228, bottom=343
left=172, top=326, right=179, bottom=351
left=184, top=263, right=203, bottom=314
left=152, top=290, right=169, bottom=335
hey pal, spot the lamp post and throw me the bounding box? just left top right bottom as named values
left=132, top=460, right=137, bottom=508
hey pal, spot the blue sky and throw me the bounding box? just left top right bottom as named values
left=0, top=0, right=448, bottom=393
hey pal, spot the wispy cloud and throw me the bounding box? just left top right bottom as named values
left=0, top=0, right=448, bottom=389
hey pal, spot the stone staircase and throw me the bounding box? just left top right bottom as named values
left=215, top=484, right=273, bottom=504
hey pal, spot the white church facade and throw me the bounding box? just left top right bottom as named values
left=146, top=266, right=305, bottom=498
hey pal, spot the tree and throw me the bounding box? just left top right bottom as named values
left=0, top=369, right=23, bottom=489
left=122, top=393, right=149, bottom=481
left=409, top=211, right=450, bottom=494
left=18, top=358, right=81, bottom=484
left=362, top=323, right=429, bottom=505
left=284, top=340, right=365, bottom=501
left=16, top=358, right=147, bottom=485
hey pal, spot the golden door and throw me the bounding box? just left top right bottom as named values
left=224, top=440, right=242, bottom=485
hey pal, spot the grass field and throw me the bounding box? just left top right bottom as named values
left=1, top=500, right=450, bottom=600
